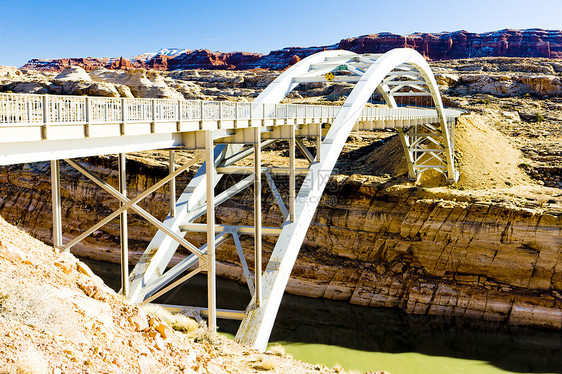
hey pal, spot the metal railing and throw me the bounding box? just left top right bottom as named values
left=0, top=92, right=453, bottom=126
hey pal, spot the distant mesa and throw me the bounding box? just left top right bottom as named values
left=20, top=28, right=562, bottom=72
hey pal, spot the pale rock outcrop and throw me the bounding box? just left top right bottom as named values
left=52, top=66, right=123, bottom=97
left=0, top=66, right=21, bottom=79
left=54, top=66, right=92, bottom=82
left=55, top=80, right=121, bottom=97
left=114, top=83, right=134, bottom=98
left=435, top=73, right=460, bottom=89
left=519, top=75, right=562, bottom=97
left=2, top=81, right=51, bottom=94
left=89, top=68, right=183, bottom=99
left=445, top=73, right=562, bottom=97
left=164, top=78, right=204, bottom=100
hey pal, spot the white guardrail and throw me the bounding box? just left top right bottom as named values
left=0, top=93, right=456, bottom=126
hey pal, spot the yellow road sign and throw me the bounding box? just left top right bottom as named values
left=325, top=72, right=334, bottom=82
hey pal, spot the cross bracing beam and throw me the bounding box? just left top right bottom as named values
left=292, top=76, right=363, bottom=83
left=215, top=166, right=311, bottom=176
left=385, top=80, right=427, bottom=86
left=63, top=158, right=205, bottom=258
left=295, top=138, right=315, bottom=164
left=390, top=85, right=430, bottom=94
left=158, top=304, right=246, bottom=321
left=392, top=92, right=433, bottom=97
left=180, top=224, right=283, bottom=236
left=141, top=232, right=232, bottom=305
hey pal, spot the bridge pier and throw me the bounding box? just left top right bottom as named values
left=205, top=130, right=217, bottom=331
left=118, top=153, right=129, bottom=297
left=50, top=159, right=63, bottom=251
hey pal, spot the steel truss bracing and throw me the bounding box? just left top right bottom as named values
left=0, top=48, right=461, bottom=351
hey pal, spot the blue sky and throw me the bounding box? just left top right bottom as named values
left=0, top=0, right=560, bottom=67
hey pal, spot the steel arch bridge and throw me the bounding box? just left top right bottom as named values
left=0, top=48, right=461, bottom=350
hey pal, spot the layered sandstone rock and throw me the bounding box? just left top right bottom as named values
left=1, top=159, right=560, bottom=329
left=89, top=68, right=184, bottom=99
left=166, top=50, right=264, bottom=71
left=340, top=29, right=562, bottom=61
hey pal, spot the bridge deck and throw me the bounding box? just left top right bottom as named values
left=0, top=93, right=460, bottom=165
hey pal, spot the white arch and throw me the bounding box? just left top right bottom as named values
left=261, top=48, right=457, bottom=181
left=254, top=49, right=357, bottom=104
left=347, top=49, right=456, bottom=181
left=236, top=48, right=458, bottom=350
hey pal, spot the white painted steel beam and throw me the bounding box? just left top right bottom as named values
left=292, top=76, right=362, bottom=83
left=253, top=126, right=262, bottom=306
left=216, top=166, right=310, bottom=176
left=118, top=153, right=129, bottom=297
left=295, top=138, right=315, bottom=164
left=180, top=224, right=282, bottom=236
left=205, top=130, right=217, bottom=332
left=141, top=232, right=231, bottom=304
left=64, top=158, right=204, bottom=257
left=50, top=160, right=63, bottom=251
left=127, top=145, right=229, bottom=304
left=185, top=175, right=254, bottom=222
left=158, top=304, right=246, bottom=321
left=0, top=133, right=183, bottom=166
left=265, top=172, right=289, bottom=220
left=169, top=150, right=176, bottom=217
left=58, top=155, right=199, bottom=255
left=232, top=231, right=255, bottom=296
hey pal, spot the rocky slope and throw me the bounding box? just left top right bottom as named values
left=19, top=29, right=562, bottom=72
left=0, top=215, right=362, bottom=373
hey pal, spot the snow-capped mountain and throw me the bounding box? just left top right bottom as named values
left=133, top=48, right=189, bottom=62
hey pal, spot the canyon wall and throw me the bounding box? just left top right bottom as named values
left=20, top=29, right=562, bottom=72
left=0, top=154, right=560, bottom=330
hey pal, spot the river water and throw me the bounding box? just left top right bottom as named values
left=82, top=257, right=562, bottom=374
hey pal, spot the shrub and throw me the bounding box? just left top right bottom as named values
left=536, top=113, right=545, bottom=122
left=141, top=304, right=199, bottom=334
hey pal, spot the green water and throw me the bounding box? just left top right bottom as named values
left=83, top=258, right=562, bottom=374
left=274, top=343, right=541, bottom=374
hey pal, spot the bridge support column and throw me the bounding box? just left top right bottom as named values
left=397, top=129, right=417, bottom=181
left=289, top=125, right=295, bottom=221
left=50, top=160, right=63, bottom=251
left=169, top=150, right=176, bottom=217
left=118, top=153, right=129, bottom=297
left=316, top=123, right=322, bottom=162
left=254, top=127, right=262, bottom=306
left=205, top=131, right=217, bottom=332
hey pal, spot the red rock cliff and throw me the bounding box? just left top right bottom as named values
left=20, top=29, right=562, bottom=72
